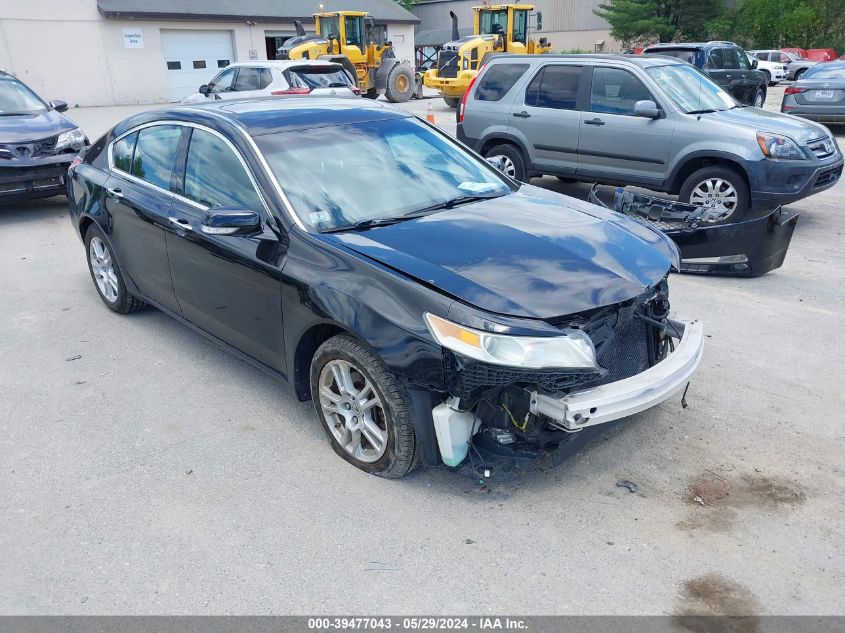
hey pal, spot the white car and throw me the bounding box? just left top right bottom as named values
left=180, top=60, right=359, bottom=104
left=746, top=52, right=787, bottom=85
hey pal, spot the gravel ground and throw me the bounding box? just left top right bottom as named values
left=1, top=85, right=844, bottom=617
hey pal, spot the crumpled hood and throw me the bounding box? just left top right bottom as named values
left=705, top=107, right=830, bottom=142
left=322, top=185, right=676, bottom=320
left=0, top=109, right=77, bottom=144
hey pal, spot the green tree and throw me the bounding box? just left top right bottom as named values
left=595, top=0, right=724, bottom=46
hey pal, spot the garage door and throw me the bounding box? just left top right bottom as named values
left=161, top=30, right=235, bottom=101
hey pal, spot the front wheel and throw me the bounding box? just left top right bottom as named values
left=310, top=334, right=418, bottom=478
left=483, top=144, right=526, bottom=182
left=443, top=96, right=460, bottom=108
left=384, top=65, right=414, bottom=103
left=753, top=88, right=765, bottom=108
left=679, top=165, right=749, bottom=224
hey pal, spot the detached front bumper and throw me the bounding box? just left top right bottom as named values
left=529, top=320, right=704, bottom=431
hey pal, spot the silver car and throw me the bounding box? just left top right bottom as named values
left=781, top=61, right=845, bottom=124
left=457, top=54, right=842, bottom=223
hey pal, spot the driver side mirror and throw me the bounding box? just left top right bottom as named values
left=199, top=84, right=209, bottom=95
left=201, top=208, right=261, bottom=235
left=486, top=156, right=508, bottom=173
left=633, top=99, right=660, bottom=119
left=49, top=100, right=68, bottom=112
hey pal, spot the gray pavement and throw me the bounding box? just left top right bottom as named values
left=1, top=88, right=844, bottom=616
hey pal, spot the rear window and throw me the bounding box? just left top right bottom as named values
left=474, top=63, right=530, bottom=101
left=802, top=64, right=845, bottom=80
left=288, top=66, right=354, bottom=89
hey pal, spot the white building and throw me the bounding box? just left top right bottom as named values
left=0, top=0, right=419, bottom=106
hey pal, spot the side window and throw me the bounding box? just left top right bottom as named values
left=708, top=49, right=725, bottom=69
left=754, top=52, right=768, bottom=61
left=526, top=65, right=582, bottom=110
left=112, top=132, right=137, bottom=173
left=208, top=67, right=236, bottom=93
left=723, top=48, right=742, bottom=69
left=183, top=128, right=263, bottom=211
left=590, top=67, right=654, bottom=116
left=474, top=63, right=529, bottom=101
left=258, top=67, right=273, bottom=89
left=131, top=126, right=181, bottom=190
left=233, top=67, right=261, bottom=91
left=735, top=50, right=751, bottom=70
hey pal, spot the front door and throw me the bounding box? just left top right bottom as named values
left=575, top=66, right=673, bottom=186
left=705, top=48, right=744, bottom=102
left=512, top=64, right=585, bottom=175
left=165, top=126, right=287, bottom=372
left=103, top=125, right=182, bottom=314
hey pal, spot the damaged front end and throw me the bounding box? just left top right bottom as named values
left=588, top=186, right=800, bottom=277
left=430, top=281, right=704, bottom=474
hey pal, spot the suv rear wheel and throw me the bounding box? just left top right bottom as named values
left=680, top=165, right=750, bottom=224
left=483, top=144, right=526, bottom=181
left=753, top=88, right=765, bottom=108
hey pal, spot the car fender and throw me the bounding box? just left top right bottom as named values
left=476, top=130, right=532, bottom=167
left=375, top=57, right=401, bottom=92
left=666, top=147, right=759, bottom=191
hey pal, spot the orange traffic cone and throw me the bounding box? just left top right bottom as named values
left=426, top=101, right=436, bottom=125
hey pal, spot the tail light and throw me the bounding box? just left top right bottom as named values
left=457, top=70, right=481, bottom=123
left=271, top=87, right=311, bottom=95
left=784, top=86, right=806, bottom=95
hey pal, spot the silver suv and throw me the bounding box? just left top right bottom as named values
left=457, top=54, right=842, bottom=222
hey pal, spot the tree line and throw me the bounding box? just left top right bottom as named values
left=595, top=0, right=845, bottom=50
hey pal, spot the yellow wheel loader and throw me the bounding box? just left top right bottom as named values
left=424, top=4, right=551, bottom=107
left=275, top=11, right=417, bottom=103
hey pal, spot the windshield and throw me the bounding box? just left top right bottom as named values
left=0, top=79, right=47, bottom=115
left=254, top=117, right=512, bottom=232
left=479, top=10, right=508, bottom=36
left=646, top=63, right=737, bottom=113
left=802, top=64, right=845, bottom=80
left=288, top=66, right=354, bottom=89
left=646, top=49, right=698, bottom=65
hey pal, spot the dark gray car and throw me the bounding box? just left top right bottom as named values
left=781, top=61, right=845, bottom=124
left=457, top=54, right=843, bottom=222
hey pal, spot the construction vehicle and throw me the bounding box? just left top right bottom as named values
left=275, top=11, right=416, bottom=103
left=424, top=4, right=551, bottom=107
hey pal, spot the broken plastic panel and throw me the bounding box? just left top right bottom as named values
left=588, top=185, right=800, bottom=277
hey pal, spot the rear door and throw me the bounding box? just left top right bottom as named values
left=575, top=66, right=673, bottom=185
left=511, top=63, right=585, bottom=175
left=230, top=66, right=272, bottom=99
left=726, top=47, right=756, bottom=104
left=103, top=125, right=183, bottom=314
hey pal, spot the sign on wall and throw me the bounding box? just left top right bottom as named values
left=122, top=29, right=144, bottom=48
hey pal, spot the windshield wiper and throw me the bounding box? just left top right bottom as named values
left=320, top=216, right=411, bottom=234
left=687, top=108, right=719, bottom=115
left=409, top=191, right=508, bottom=215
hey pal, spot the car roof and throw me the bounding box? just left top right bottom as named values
left=115, top=97, right=410, bottom=138
left=225, top=60, right=342, bottom=69
left=486, top=53, right=682, bottom=68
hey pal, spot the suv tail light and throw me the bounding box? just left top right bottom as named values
left=271, top=87, right=311, bottom=95
left=784, top=86, right=806, bottom=95
left=457, top=70, right=481, bottom=123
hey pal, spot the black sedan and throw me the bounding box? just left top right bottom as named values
left=68, top=98, right=704, bottom=478
left=0, top=70, right=87, bottom=203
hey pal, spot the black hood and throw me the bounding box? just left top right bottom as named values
left=324, top=185, right=677, bottom=320
left=0, top=108, right=77, bottom=144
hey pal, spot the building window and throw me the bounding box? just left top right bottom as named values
left=217, top=59, right=230, bottom=68
left=193, top=60, right=207, bottom=69
left=166, top=61, right=181, bottom=70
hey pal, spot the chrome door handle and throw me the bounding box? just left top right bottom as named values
left=168, top=216, right=193, bottom=231
left=512, top=111, right=531, bottom=118
left=105, top=186, right=123, bottom=200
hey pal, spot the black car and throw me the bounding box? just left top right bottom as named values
left=68, top=98, right=703, bottom=478
left=0, top=70, right=88, bottom=203
left=644, top=42, right=768, bottom=108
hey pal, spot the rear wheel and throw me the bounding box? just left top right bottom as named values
left=443, top=96, right=460, bottom=108
left=794, top=68, right=806, bottom=80
left=310, top=334, right=418, bottom=478
left=384, top=65, right=414, bottom=103
left=679, top=165, right=749, bottom=224
left=84, top=224, right=146, bottom=314
left=484, top=144, right=526, bottom=182
left=753, top=88, right=765, bottom=108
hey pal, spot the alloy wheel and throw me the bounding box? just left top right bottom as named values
left=754, top=91, right=765, bottom=107
left=689, top=178, right=739, bottom=223
left=318, top=359, right=388, bottom=463
left=89, top=236, right=118, bottom=303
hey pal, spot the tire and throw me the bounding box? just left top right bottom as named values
left=794, top=68, right=806, bottom=80
left=84, top=224, right=146, bottom=314
left=310, top=334, right=418, bottom=478
left=362, top=87, right=378, bottom=100
left=384, top=64, right=414, bottom=103
left=484, top=144, right=526, bottom=182
left=443, top=96, right=460, bottom=108
left=753, top=88, right=765, bottom=108
left=679, top=165, right=750, bottom=224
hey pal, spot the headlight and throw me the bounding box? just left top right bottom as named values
left=56, top=128, right=86, bottom=149
left=425, top=313, right=598, bottom=370
left=756, top=132, right=805, bottom=160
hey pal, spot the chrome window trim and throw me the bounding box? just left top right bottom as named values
left=107, top=120, right=272, bottom=219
